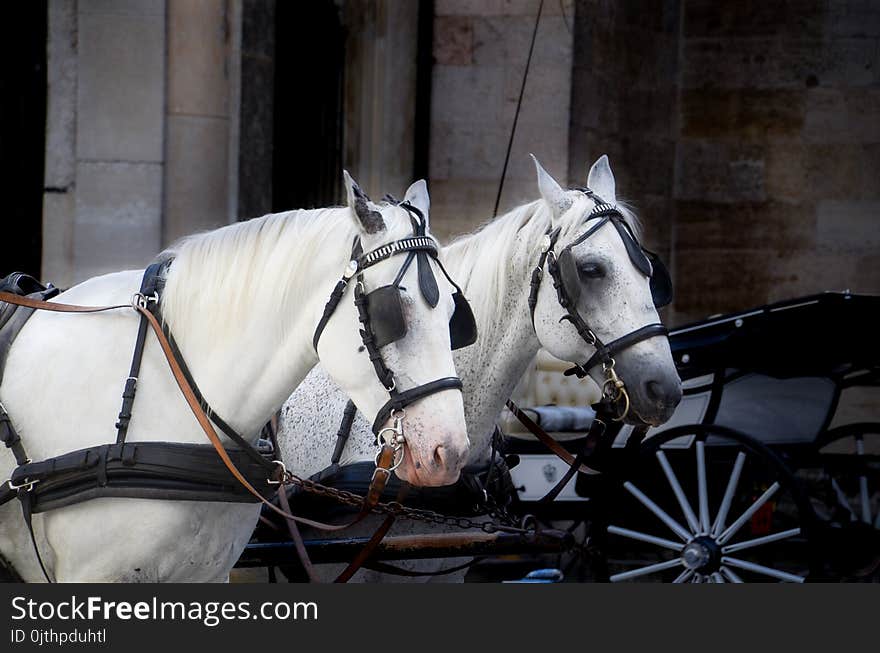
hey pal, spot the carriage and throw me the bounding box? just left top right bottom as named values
left=239, top=291, right=879, bottom=583
left=498, top=291, right=880, bottom=582
left=2, top=156, right=874, bottom=583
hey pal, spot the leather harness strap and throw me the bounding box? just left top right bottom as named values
left=505, top=399, right=600, bottom=475
left=371, top=377, right=463, bottom=435
left=0, top=290, right=397, bottom=551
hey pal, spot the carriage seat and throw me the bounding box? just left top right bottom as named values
left=499, top=349, right=601, bottom=441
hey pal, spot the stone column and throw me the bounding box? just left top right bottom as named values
left=163, top=0, right=236, bottom=245
left=43, top=0, right=167, bottom=287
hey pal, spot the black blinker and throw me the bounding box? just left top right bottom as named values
left=365, top=285, right=408, bottom=348
left=645, top=250, right=673, bottom=308
left=449, top=291, right=477, bottom=350
left=557, top=248, right=582, bottom=306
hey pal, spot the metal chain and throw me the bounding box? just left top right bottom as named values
left=280, top=472, right=533, bottom=535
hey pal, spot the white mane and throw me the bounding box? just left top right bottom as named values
left=159, top=204, right=417, bottom=344
left=444, top=192, right=641, bottom=369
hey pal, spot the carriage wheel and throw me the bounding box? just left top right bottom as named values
left=811, top=423, right=880, bottom=579
left=815, top=423, right=880, bottom=528
left=595, top=425, right=818, bottom=583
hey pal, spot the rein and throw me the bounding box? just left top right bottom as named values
left=0, top=285, right=398, bottom=582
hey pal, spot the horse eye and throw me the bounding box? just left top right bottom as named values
left=579, top=263, right=605, bottom=279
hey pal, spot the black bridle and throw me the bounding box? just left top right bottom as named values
left=527, top=189, right=672, bottom=420
left=312, top=203, right=472, bottom=460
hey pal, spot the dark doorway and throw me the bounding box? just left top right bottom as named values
left=272, top=0, right=345, bottom=211
left=0, top=2, right=47, bottom=277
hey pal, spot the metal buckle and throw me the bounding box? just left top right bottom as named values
left=267, top=460, right=289, bottom=485
left=8, top=477, right=39, bottom=492
left=131, top=291, right=159, bottom=311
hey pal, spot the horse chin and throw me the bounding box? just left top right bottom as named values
left=625, top=398, right=677, bottom=428
left=394, top=446, right=462, bottom=487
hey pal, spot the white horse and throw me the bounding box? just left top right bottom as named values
left=279, top=156, right=682, bottom=581
left=0, top=172, right=470, bottom=582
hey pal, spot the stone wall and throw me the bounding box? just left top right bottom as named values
left=43, top=0, right=167, bottom=287
left=673, top=0, right=880, bottom=323
left=41, top=0, right=239, bottom=287
left=428, top=0, right=575, bottom=241
left=568, top=0, right=681, bottom=274
left=566, top=0, right=880, bottom=326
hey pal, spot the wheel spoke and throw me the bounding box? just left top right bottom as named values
left=609, top=557, right=683, bottom=582
left=859, top=476, right=871, bottom=524
left=608, top=525, right=683, bottom=552
left=711, top=572, right=725, bottom=583
left=712, top=451, right=746, bottom=537
left=656, top=450, right=700, bottom=534
left=624, top=481, right=692, bottom=541
left=720, top=566, right=744, bottom=583
left=672, top=568, right=694, bottom=583
left=856, top=437, right=872, bottom=524
left=696, top=441, right=711, bottom=534
left=721, top=556, right=805, bottom=583
left=831, top=478, right=858, bottom=521
left=717, top=482, right=780, bottom=545
left=721, top=528, right=801, bottom=554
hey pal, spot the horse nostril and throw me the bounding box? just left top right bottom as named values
left=645, top=380, right=664, bottom=403
left=644, top=379, right=683, bottom=409
left=433, top=445, right=446, bottom=469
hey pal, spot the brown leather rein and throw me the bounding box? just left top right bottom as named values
left=0, top=290, right=395, bottom=534
left=505, top=399, right=601, bottom=475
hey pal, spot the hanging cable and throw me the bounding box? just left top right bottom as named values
left=493, top=0, right=545, bottom=217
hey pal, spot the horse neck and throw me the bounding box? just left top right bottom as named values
left=446, top=226, right=543, bottom=460
left=161, top=211, right=350, bottom=441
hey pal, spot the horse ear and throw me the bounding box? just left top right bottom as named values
left=343, top=169, right=385, bottom=235
left=531, top=154, right=571, bottom=220
left=587, top=155, right=617, bottom=204
left=403, top=179, right=430, bottom=228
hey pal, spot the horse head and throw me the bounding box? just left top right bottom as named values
left=529, top=155, right=682, bottom=426
left=314, top=172, right=470, bottom=485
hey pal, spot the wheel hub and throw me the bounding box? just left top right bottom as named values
left=680, top=536, right=721, bottom=574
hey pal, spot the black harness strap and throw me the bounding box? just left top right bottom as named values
left=0, top=404, right=28, bottom=466
left=331, top=400, right=358, bottom=465
left=537, top=421, right=603, bottom=503
left=571, top=323, right=670, bottom=377
left=371, top=377, right=464, bottom=435
left=17, top=490, right=53, bottom=582
left=115, top=261, right=164, bottom=444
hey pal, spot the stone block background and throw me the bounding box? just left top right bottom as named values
left=36, top=0, right=880, bottom=334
